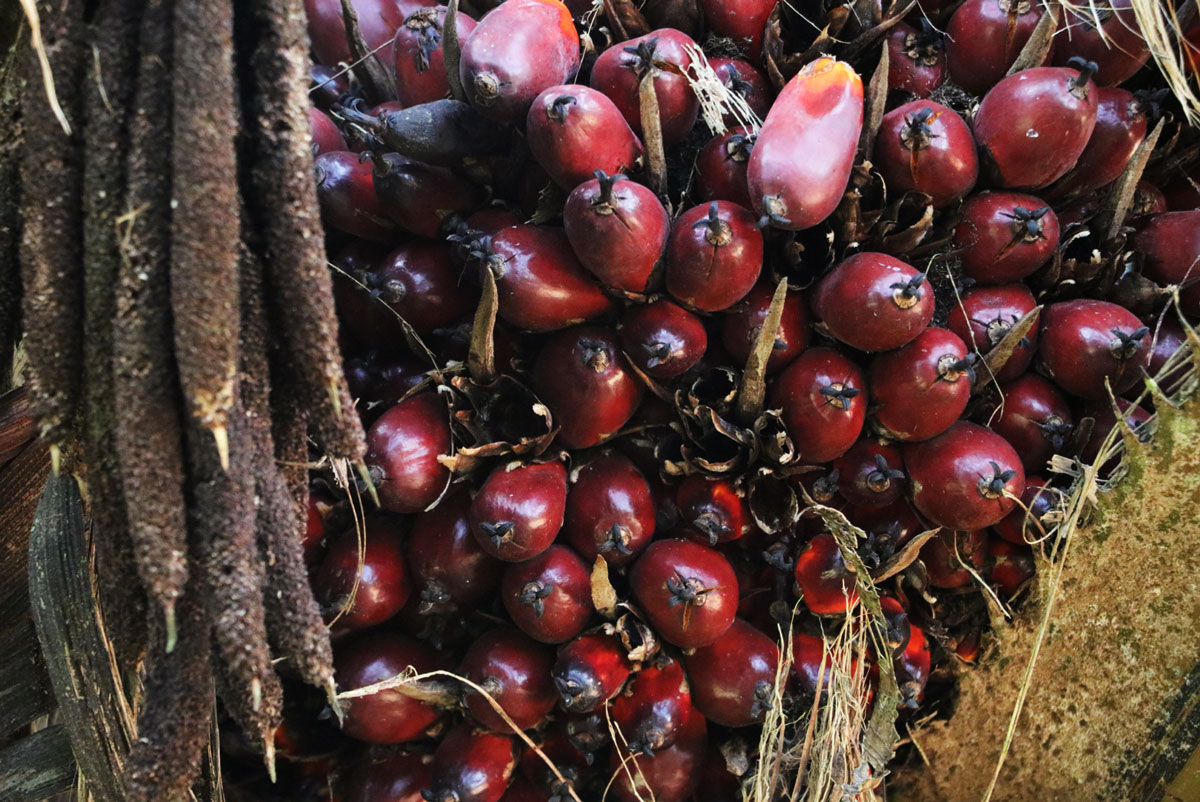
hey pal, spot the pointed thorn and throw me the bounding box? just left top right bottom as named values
left=251, top=678, right=263, bottom=712
left=355, top=459, right=381, bottom=507
left=327, top=379, right=344, bottom=420
left=264, top=737, right=277, bottom=783
left=164, top=603, right=178, bottom=654
left=212, top=425, right=230, bottom=472
left=325, top=678, right=345, bottom=725
left=49, top=444, right=62, bottom=476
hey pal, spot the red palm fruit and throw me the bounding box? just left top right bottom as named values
left=709, top=58, right=772, bottom=122
left=834, top=439, right=906, bottom=509
left=851, top=498, right=927, bottom=554
left=1038, top=299, right=1152, bottom=398
left=408, top=488, right=504, bottom=614
left=945, top=283, right=1040, bottom=381
left=563, top=171, right=668, bottom=293
left=790, top=631, right=835, bottom=697
left=952, top=192, right=1060, bottom=284
left=630, top=538, right=738, bottom=648
left=685, top=617, right=779, bottom=727
left=366, top=152, right=486, bottom=238
left=366, top=391, right=451, bottom=514
left=610, top=657, right=693, bottom=755
left=336, top=632, right=445, bottom=743
left=992, top=476, right=1058, bottom=544
left=527, top=87, right=645, bottom=190
left=552, top=633, right=632, bottom=713
left=471, top=461, right=568, bottom=562
left=665, top=201, right=763, bottom=312
left=564, top=712, right=608, bottom=762
left=590, top=29, right=700, bottom=145
left=495, top=776, right=543, bottom=802
left=1053, top=0, right=1150, bottom=86
left=974, top=62, right=1101, bottom=189
left=869, top=327, right=975, bottom=442
left=1163, top=164, right=1200, bottom=211
left=812, top=252, right=935, bottom=351
left=1131, top=180, right=1168, bottom=218
left=331, top=240, right=390, bottom=342
left=517, top=730, right=594, bottom=802
left=459, top=0, right=580, bottom=122
left=469, top=225, right=614, bottom=332
left=347, top=240, right=476, bottom=338
left=562, top=453, right=656, bottom=566
left=315, top=517, right=411, bottom=633
left=1079, top=398, right=1152, bottom=465
left=887, top=22, right=947, bottom=97
left=919, top=529, right=987, bottom=588
left=460, top=629, right=558, bottom=732
left=989, top=538, right=1036, bottom=597
left=311, top=107, right=346, bottom=155
left=423, top=725, right=519, bottom=802
left=311, top=63, right=349, bottom=109
left=945, top=0, right=1046, bottom=96
left=532, top=326, right=643, bottom=449
left=619, top=300, right=708, bottom=380
left=345, top=749, right=433, bottom=802
left=700, top=0, right=774, bottom=59
left=306, top=0, right=434, bottom=69
left=303, top=494, right=328, bottom=566
left=795, top=532, right=859, bottom=615
left=501, top=545, right=594, bottom=644
left=609, top=709, right=707, bottom=802
left=747, top=57, right=863, bottom=231
left=770, top=347, right=868, bottom=463
left=895, top=625, right=931, bottom=708
left=1133, top=211, right=1200, bottom=317
left=873, top=101, right=978, bottom=207
left=978, top=374, right=1074, bottom=473
left=468, top=207, right=523, bottom=233
left=904, top=421, right=1025, bottom=530
left=879, top=595, right=912, bottom=655
left=722, top=280, right=809, bottom=373
left=696, top=127, right=755, bottom=208
left=315, top=151, right=400, bottom=243
left=1049, top=88, right=1147, bottom=198
left=394, top=6, right=479, bottom=107
left=676, top=475, right=749, bottom=546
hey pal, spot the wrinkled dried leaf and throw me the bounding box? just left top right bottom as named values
left=591, top=555, right=618, bottom=619
left=981, top=305, right=1043, bottom=381
left=749, top=473, right=800, bottom=534
left=737, top=278, right=789, bottom=424
left=1007, top=2, right=1060, bottom=76
left=872, top=528, right=941, bottom=583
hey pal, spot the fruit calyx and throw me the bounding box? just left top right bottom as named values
left=691, top=512, right=731, bottom=546
left=1109, top=326, right=1149, bottom=360
left=820, top=382, right=861, bottom=410
left=581, top=339, right=612, bottom=372
left=589, top=169, right=625, bottom=215
left=726, top=132, right=756, bottom=163
left=937, top=352, right=977, bottom=382
left=548, top=94, right=577, bottom=123
left=693, top=201, right=733, bottom=246
left=405, top=8, right=443, bottom=71
left=599, top=523, right=635, bottom=556
left=866, top=454, right=906, bottom=493
left=890, top=273, right=926, bottom=308
left=1067, top=57, right=1099, bottom=98
left=757, top=194, right=791, bottom=229
left=518, top=581, right=554, bottom=616
left=624, top=38, right=660, bottom=80
left=904, top=19, right=943, bottom=65
left=900, top=107, right=940, bottom=153
left=1002, top=205, right=1051, bottom=246
left=479, top=520, right=516, bottom=547
left=977, top=461, right=1018, bottom=499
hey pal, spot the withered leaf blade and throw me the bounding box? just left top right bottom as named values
left=754, top=408, right=796, bottom=466
left=860, top=39, right=890, bottom=158
left=1102, top=117, right=1165, bottom=240
left=872, top=528, right=941, bottom=583
left=749, top=473, right=800, bottom=535
left=612, top=612, right=659, bottom=664
left=591, top=555, right=619, bottom=619
left=980, top=305, right=1043, bottom=383
left=1006, top=2, right=1060, bottom=77
left=736, top=277, right=789, bottom=425
left=468, top=267, right=498, bottom=384
left=443, top=375, right=556, bottom=471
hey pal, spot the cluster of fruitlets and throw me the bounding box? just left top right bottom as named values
left=241, top=0, right=1200, bottom=800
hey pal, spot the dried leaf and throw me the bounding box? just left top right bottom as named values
left=872, top=528, right=941, bottom=583
left=443, top=0, right=466, bottom=101
left=468, top=268, right=498, bottom=383
left=860, top=39, right=890, bottom=158
left=749, top=473, right=800, bottom=534
left=736, top=278, right=789, bottom=424
left=1006, top=2, right=1060, bottom=76
left=591, top=555, right=618, bottom=619
left=981, top=305, right=1043, bottom=381
left=1102, top=117, right=1165, bottom=240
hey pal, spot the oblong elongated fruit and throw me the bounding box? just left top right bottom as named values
left=873, top=100, right=977, bottom=207
left=306, top=0, right=433, bottom=69
left=589, top=28, right=700, bottom=145
left=315, top=150, right=399, bottom=243
left=527, top=87, right=644, bottom=190
left=747, top=57, right=863, bottom=231
left=684, top=617, right=778, bottom=727
left=460, top=0, right=580, bottom=122
left=974, top=62, right=1100, bottom=189
left=367, top=152, right=486, bottom=238
left=562, top=452, right=656, bottom=566
left=1038, top=299, right=1151, bottom=398
left=812, top=252, right=934, bottom=352
left=903, top=421, right=1025, bottom=530
left=365, top=391, right=451, bottom=514
left=563, top=171, right=668, bottom=293
left=470, top=461, right=568, bottom=562
left=665, top=201, right=763, bottom=312
left=630, top=538, right=738, bottom=648
left=770, top=347, right=868, bottom=463
left=394, top=6, right=480, bottom=107
left=945, top=0, right=1046, bottom=96
left=869, top=327, right=974, bottom=442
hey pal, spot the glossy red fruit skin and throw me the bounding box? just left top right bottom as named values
left=424, top=725, right=519, bottom=802
left=879, top=595, right=912, bottom=655
left=459, top=0, right=580, bottom=123
left=980, top=374, right=1074, bottom=473
left=684, top=617, right=778, bottom=727
left=812, top=252, right=935, bottom=352
left=895, top=625, right=931, bottom=708
left=945, top=283, right=1039, bottom=381
left=306, top=0, right=434, bottom=69
left=992, top=476, right=1058, bottom=544
left=480, top=225, right=614, bottom=332
left=722, top=280, right=809, bottom=374
left=345, top=749, right=433, bottom=802
left=747, top=57, right=863, bottom=231
left=562, top=453, right=656, bottom=567
left=770, top=347, right=868, bottom=463
left=369, top=154, right=486, bottom=238
left=315, top=517, right=411, bottom=633
left=869, top=327, right=974, bottom=442
left=619, top=300, right=707, bottom=380
left=665, top=201, right=763, bottom=312
left=394, top=6, right=479, bottom=107
left=501, top=545, right=594, bottom=644
left=790, top=631, right=835, bottom=697
left=1133, top=211, right=1200, bottom=317
left=919, top=528, right=987, bottom=588
left=974, top=65, right=1099, bottom=189
left=834, top=439, right=906, bottom=509
left=610, top=657, right=692, bottom=754
left=709, top=58, right=772, bottom=122
left=1132, top=180, right=1168, bottom=218
left=630, top=538, right=738, bottom=648
left=700, top=0, right=774, bottom=59
left=408, top=488, right=504, bottom=614
left=873, top=101, right=978, bottom=207
left=1053, top=0, right=1150, bottom=86
left=589, top=29, right=699, bottom=145
left=696, top=127, right=755, bottom=209
left=527, top=87, right=644, bottom=190
left=532, top=327, right=643, bottom=449
left=347, top=241, right=475, bottom=338
left=904, top=421, right=1025, bottom=530
left=1038, top=299, right=1152, bottom=398
left=952, top=192, right=1060, bottom=284
left=945, top=0, right=1045, bottom=96
left=886, top=22, right=946, bottom=97
left=676, top=476, right=749, bottom=546
left=366, top=392, right=451, bottom=514
left=1050, top=88, right=1146, bottom=198
left=315, top=151, right=400, bottom=243
left=311, top=107, right=346, bottom=155
left=470, top=461, right=568, bottom=562
left=989, top=537, right=1035, bottom=597
left=1146, top=315, right=1190, bottom=387
left=610, top=710, right=706, bottom=802
left=795, top=533, right=859, bottom=615
left=460, top=629, right=558, bottom=732
left=311, top=63, right=349, bottom=109
left=552, top=632, right=632, bottom=712
left=563, top=173, right=668, bottom=293
left=336, top=632, right=444, bottom=743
